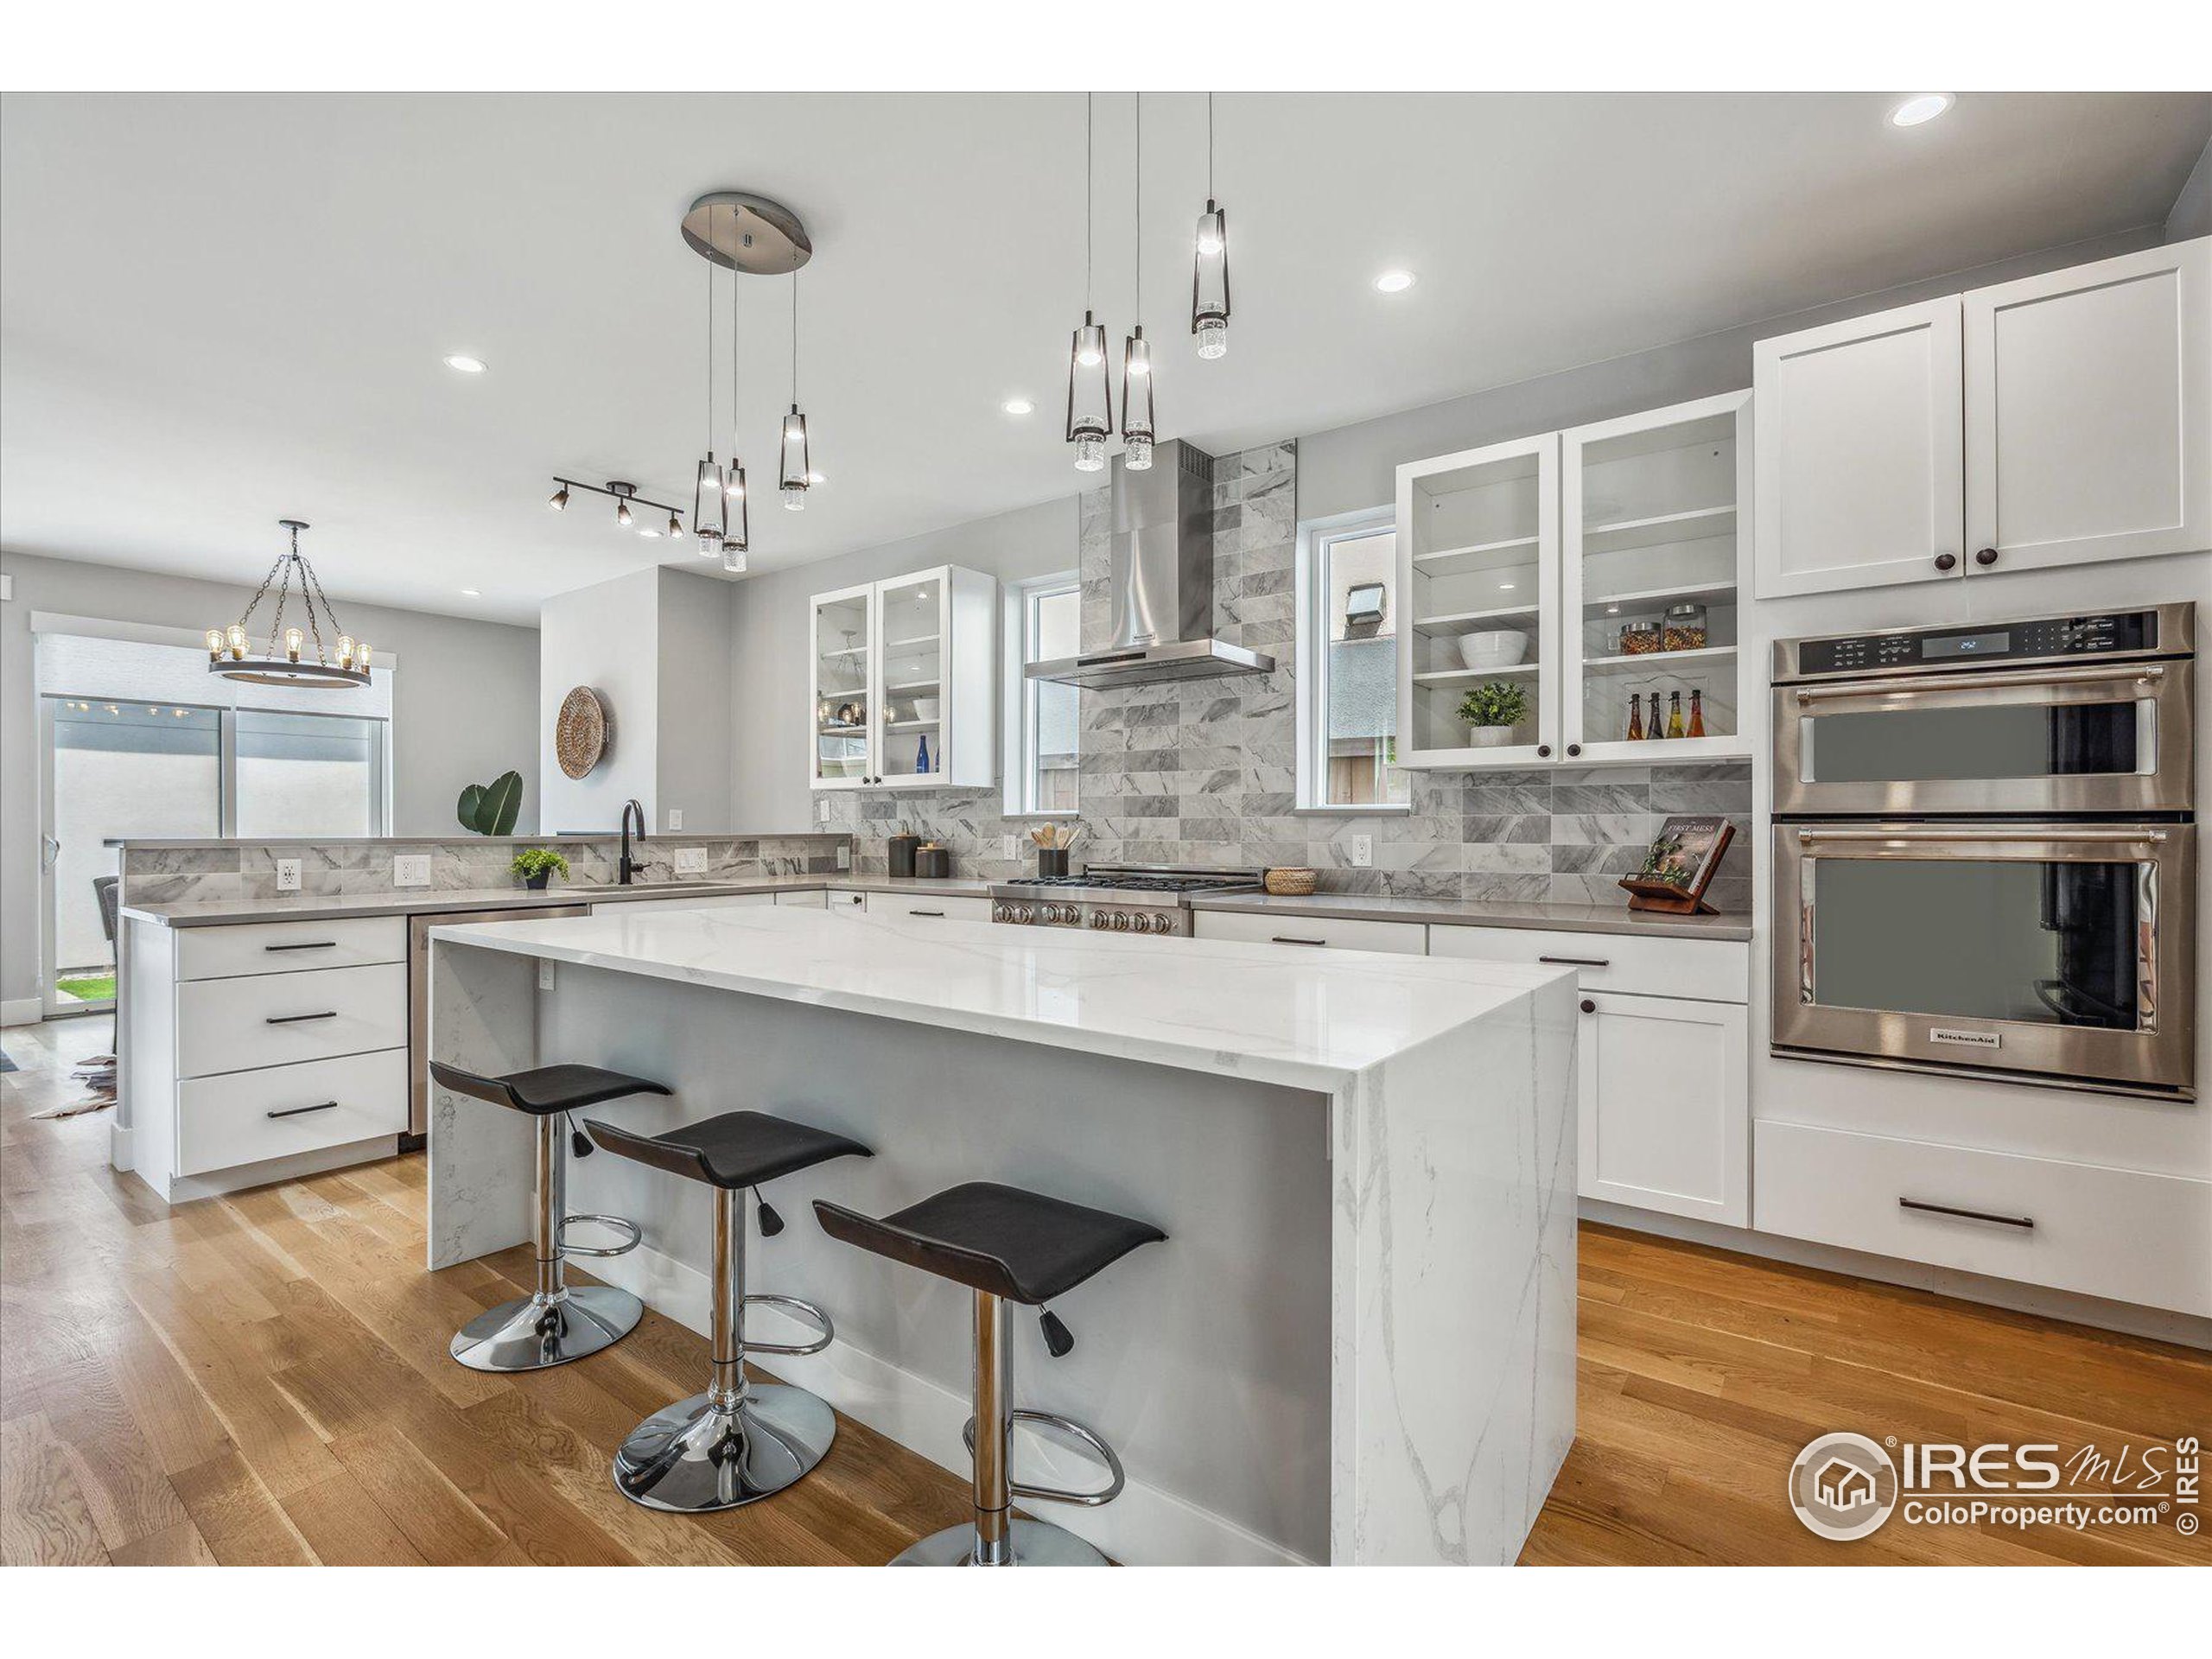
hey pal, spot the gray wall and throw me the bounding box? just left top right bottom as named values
left=0, top=548, right=539, bottom=1010
left=2168, top=136, right=2212, bottom=243
left=654, top=568, right=737, bottom=835
left=537, top=567, right=661, bottom=835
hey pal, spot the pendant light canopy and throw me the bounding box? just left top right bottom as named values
left=205, top=520, right=370, bottom=689
left=1120, top=94, right=1155, bottom=470
left=1192, top=94, right=1230, bottom=359
left=1066, top=95, right=1114, bottom=473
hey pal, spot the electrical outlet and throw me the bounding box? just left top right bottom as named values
left=667, top=808, right=684, bottom=830
left=275, top=858, right=302, bottom=893
left=674, top=846, right=708, bottom=875
left=393, top=854, right=431, bottom=888
left=836, top=844, right=851, bottom=869
left=538, top=960, right=556, bottom=991
left=1002, top=835, right=1018, bottom=860
left=1351, top=834, right=1373, bottom=869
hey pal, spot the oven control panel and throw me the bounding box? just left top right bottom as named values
left=1796, top=611, right=2156, bottom=677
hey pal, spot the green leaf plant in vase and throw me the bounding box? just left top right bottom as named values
left=1457, top=680, right=1528, bottom=749
left=457, top=769, right=524, bottom=836
left=510, top=848, right=569, bottom=892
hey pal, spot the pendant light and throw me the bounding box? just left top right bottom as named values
left=1120, top=93, right=1155, bottom=472
left=722, top=234, right=750, bottom=570
left=205, top=520, right=370, bottom=689
left=1065, top=93, right=1113, bottom=473
left=1192, top=92, right=1230, bottom=359
left=779, top=246, right=811, bottom=512
left=692, top=232, right=728, bottom=554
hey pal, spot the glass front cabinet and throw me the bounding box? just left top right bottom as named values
left=810, top=564, right=996, bottom=791
left=1395, top=390, right=1752, bottom=771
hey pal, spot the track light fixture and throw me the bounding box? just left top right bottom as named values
left=544, top=477, right=690, bottom=536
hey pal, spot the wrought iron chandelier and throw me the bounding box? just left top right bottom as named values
left=204, top=519, right=371, bottom=688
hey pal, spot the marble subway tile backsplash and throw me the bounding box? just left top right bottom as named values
left=119, top=834, right=851, bottom=906
left=817, top=437, right=1753, bottom=911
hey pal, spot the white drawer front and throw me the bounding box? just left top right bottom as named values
left=1755, top=1120, right=2211, bottom=1316
left=864, top=892, right=994, bottom=924
left=1192, top=911, right=1427, bottom=955
left=602, top=893, right=775, bottom=912
left=826, top=889, right=870, bottom=914
left=176, top=1048, right=407, bottom=1176
left=176, top=961, right=408, bottom=1079
left=1428, top=923, right=1746, bottom=1002
left=177, top=916, right=406, bottom=981
left=775, top=889, right=830, bottom=907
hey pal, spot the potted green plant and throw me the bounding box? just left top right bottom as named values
left=510, top=847, right=569, bottom=892
left=1456, top=681, right=1528, bottom=747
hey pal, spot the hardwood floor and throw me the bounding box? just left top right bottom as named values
left=4, top=1016, right=2206, bottom=1567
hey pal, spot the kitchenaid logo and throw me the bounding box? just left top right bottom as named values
left=1928, top=1027, right=2002, bottom=1049
left=1789, top=1433, right=2202, bottom=1540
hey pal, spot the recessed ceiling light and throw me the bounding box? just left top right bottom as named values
left=1002, top=397, right=1035, bottom=416
left=442, top=353, right=488, bottom=373
left=1889, top=93, right=1954, bottom=128
left=460, top=588, right=480, bottom=597
left=637, top=525, right=662, bottom=538
left=1499, top=582, right=1516, bottom=591
left=1374, top=270, right=1416, bottom=294
left=807, top=471, right=826, bottom=485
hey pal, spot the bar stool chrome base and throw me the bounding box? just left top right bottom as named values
left=450, top=1283, right=644, bottom=1374
left=613, top=1382, right=836, bottom=1512
left=893, top=1517, right=1110, bottom=1567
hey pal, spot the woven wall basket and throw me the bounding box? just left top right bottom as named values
left=556, top=686, right=607, bottom=779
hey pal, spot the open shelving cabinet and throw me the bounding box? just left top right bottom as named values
left=1394, top=391, right=1752, bottom=772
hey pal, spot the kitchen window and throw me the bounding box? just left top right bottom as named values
left=1002, top=573, right=1081, bottom=816
left=1296, top=509, right=1408, bottom=810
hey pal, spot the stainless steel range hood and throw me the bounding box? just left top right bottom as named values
left=1026, top=439, right=1276, bottom=690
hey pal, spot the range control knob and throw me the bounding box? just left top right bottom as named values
left=1089, top=911, right=1109, bottom=929
left=1112, top=911, right=1132, bottom=931
left=991, top=903, right=1007, bottom=923
left=1148, top=912, right=1174, bottom=934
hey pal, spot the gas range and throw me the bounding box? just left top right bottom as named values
left=987, top=864, right=1264, bottom=937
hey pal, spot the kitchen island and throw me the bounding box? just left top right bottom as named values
left=427, top=905, right=1577, bottom=1566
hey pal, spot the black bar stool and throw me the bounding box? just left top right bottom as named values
left=586, top=1110, right=871, bottom=1513
left=814, top=1181, right=1165, bottom=1566
left=429, top=1060, right=662, bottom=1373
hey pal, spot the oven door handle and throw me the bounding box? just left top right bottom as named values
left=1790, top=661, right=2166, bottom=702
left=1795, top=827, right=2168, bottom=846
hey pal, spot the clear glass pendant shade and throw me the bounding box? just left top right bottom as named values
left=1192, top=201, right=1230, bottom=359
left=779, top=406, right=811, bottom=501
left=722, top=461, right=749, bottom=551
left=1120, top=326, right=1154, bottom=467
left=693, top=454, right=728, bottom=546
left=1065, top=311, right=1113, bottom=469
left=721, top=543, right=747, bottom=574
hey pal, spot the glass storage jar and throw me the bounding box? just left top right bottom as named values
left=1662, top=603, right=1708, bottom=652
left=1618, top=620, right=1662, bottom=656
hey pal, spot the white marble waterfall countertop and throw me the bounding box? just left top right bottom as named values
left=430, top=906, right=1570, bottom=1093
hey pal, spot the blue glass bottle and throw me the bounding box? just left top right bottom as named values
left=915, top=733, right=931, bottom=774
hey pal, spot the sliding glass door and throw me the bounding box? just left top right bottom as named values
left=42, top=699, right=223, bottom=1013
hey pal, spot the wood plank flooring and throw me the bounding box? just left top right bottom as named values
left=3, top=1016, right=2206, bottom=1567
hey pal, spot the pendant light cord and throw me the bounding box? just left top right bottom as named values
left=790, top=245, right=800, bottom=404
left=1134, top=92, right=1141, bottom=323
left=1207, top=92, right=1215, bottom=200
left=1084, top=92, right=1094, bottom=312
left=704, top=236, right=715, bottom=451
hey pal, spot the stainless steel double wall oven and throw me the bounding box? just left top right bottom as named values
left=1770, top=604, right=2196, bottom=1098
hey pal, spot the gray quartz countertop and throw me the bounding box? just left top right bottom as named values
left=1185, top=891, right=1752, bottom=942
left=119, top=875, right=996, bottom=927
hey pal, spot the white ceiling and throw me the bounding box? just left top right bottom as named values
left=3, top=91, right=2206, bottom=625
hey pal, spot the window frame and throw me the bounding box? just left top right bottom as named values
left=1294, top=505, right=1409, bottom=813
left=1000, top=571, right=1082, bottom=818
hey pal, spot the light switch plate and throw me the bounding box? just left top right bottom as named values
left=667, top=808, right=684, bottom=830
left=674, top=847, right=708, bottom=874
left=393, top=854, right=432, bottom=888
left=539, top=961, right=556, bottom=990
left=1351, top=835, right=1373, bottom=868
left=275, top=858, right=302, bottom=893
left=1002, top=835, right=1018, bottom=860
left=836, top=844, right=851, bottom=869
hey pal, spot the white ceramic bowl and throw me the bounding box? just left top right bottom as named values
left=912, top=697, right=941, bottom=721
left=1456, top=629, right=1529, bottom=670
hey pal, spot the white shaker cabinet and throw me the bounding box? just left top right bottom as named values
left=810, top=564, right=996, bottom=791
left=1754, top=238, right=2210, bottom=598
left=1963, top=238, right=2210, bottom=576
left=1752, top=296, right=1965, bottom=597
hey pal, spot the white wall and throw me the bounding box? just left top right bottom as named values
left=537, top=567, right=661, bottom=835
left=728, top=494, right=1079, bottom=830
left=654, top=567, right=736, bottom=833
left=0, top=548, right=539, bottom=1014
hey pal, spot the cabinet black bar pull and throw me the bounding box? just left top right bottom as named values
left=264, top=1010, right=338, bottom=1025
left=263, top=940, right=339, bottom=951
left=909, top=909, right=946, bottom=918
left=1271, top=936, right=1328, bottom=946
left=267, top=1100, right=340, bottom=1120
left=1539, top=954, right=1611, bottom=968
left=1898, top=1197, right=2033, bottom=1230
